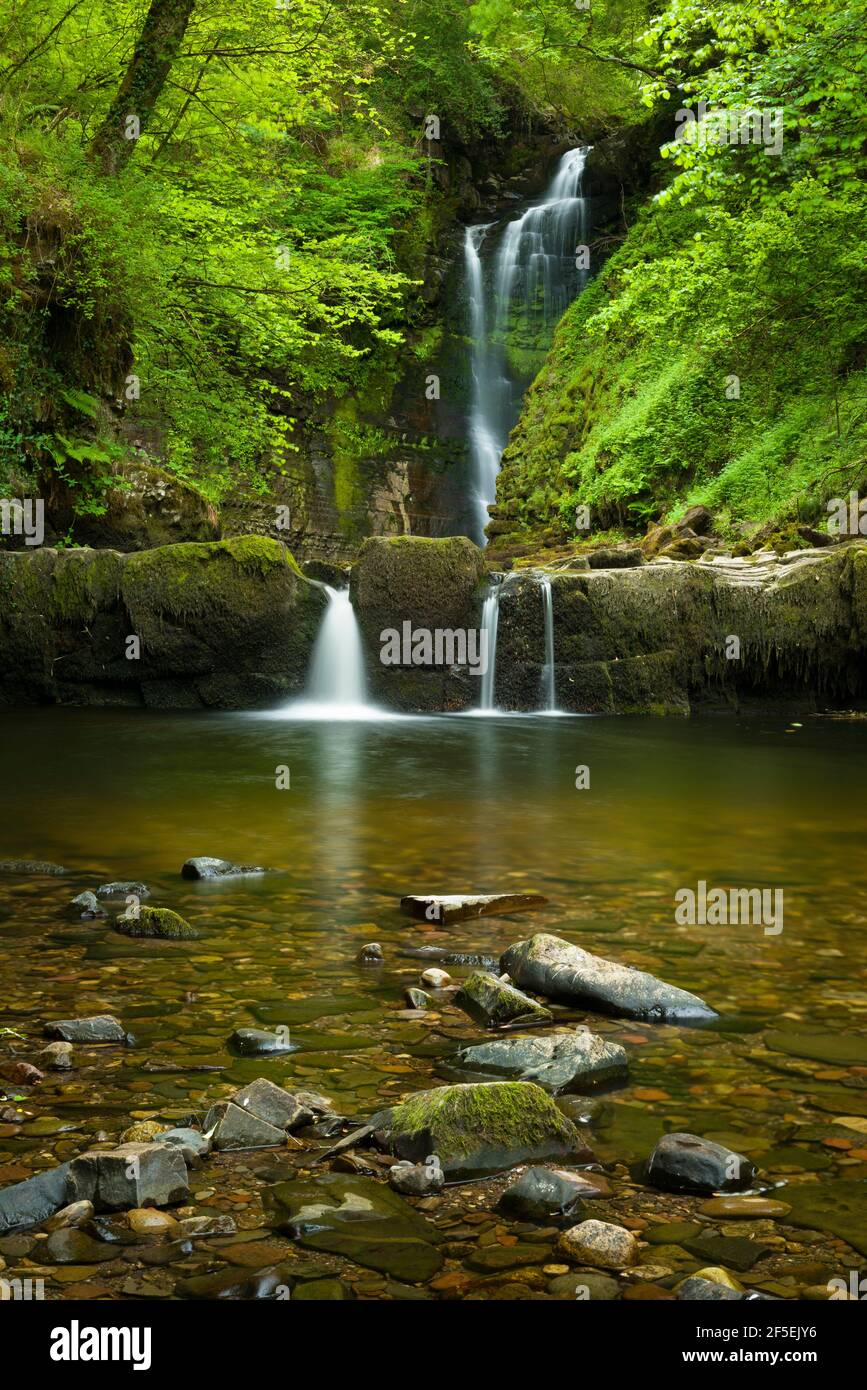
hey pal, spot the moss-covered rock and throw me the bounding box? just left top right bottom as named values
left=350, top=535, right=488, bottom=709
left=383, top=1080, right=585, bottom=1178
left=56, top=461, right=220, bottom=552
left=0, top=536, right=325, bottom=707
left=115, top=906, right=198, bottom=940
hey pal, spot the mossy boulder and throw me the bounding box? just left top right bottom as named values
left=350, top=536, right=488, bottom=710
left=0, top=537, right=325, bottom=707
left=56, top=461, right=220, bottom=552
left=115, top=905, right=198, bottom=940
left=382, top=1081, right=586, bottom=1178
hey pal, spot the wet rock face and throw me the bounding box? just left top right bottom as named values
left=0, top=538, right=325, bottom=709
left=501, top=933, right=717, bottom=1022
left=453, top=971, right=552, bottom=1028
left=264, top=1172, right=443, bottom=1281
left=446, top=1030, right=628, bottom=1094
left=645, top=1133, right=757, bottom=1195
left=382, top=1080, right=589, bottom=1179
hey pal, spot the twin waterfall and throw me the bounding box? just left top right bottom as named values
left=465, top=146, right=591, bottom=543
left=287, top=149, right=590, bottom=717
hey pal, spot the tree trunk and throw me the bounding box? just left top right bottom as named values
left=89, top=0, right=196, bottom=175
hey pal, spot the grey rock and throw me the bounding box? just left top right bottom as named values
left=453, top=971, right=552, bottom=1028
left=39, top=1041, right=73, bottom=1070
left=178, top=1214, right=237, bottom=1238
left=587, top=548, right=644, bottom=569
left=181, top=856, right=268, bottom=880
left=448, top=1030, right=628, bottom=1094
left=356, top=942, right=384, bottom=964
left=497, top=1166, right=591, bottom=1224
left=404, top=987, right=430, bottom=1009
left=156, top=1128, right=211, bottom=1163
left=69, top=891, right=104, bottom=917
left=44, top=1014, right=126, bottom=1043
left=501, top=933, right=717, bottom=1021
left=294, top=1089, right=334, bottom=1115
left=0, top=1163, right=72, bottom=1234
left=388, top=1160, right=444, bottom=1196
left=231, top=1078, right=312, bottom=1131
left=203, top=1101, right=286, bottom=1150
left=67, top=1143, right=188, bottom=1210
left=646, top=1132, right=757, bottom=1195
left=226, top=1027, right=297, bottom=1057
left=677, top=1276, right=744, bottom=1301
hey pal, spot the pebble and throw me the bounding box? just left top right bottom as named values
left=420, top=967, right=452, bottom=988
left=556, top=1219, right=637, bottom=1270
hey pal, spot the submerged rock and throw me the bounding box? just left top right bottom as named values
left=226, top=1027, right=297, bottom=1057
left=97, top=881, right=150, bottom=899
left=68, top=1143, right=188, bottom=1210
left=181, top=856, right=268, bottom=880
left=0, top=1061, right=43, bottom=1086
left=356, top=942, right=384, bottom=964
left=156, top=1127, right=211, bottom=1164
left=645, top=1132, right=757, bottom=1195
left=501, top=933, right=717, bottom=1021
left=676, top=1276, right=744, bottom=1301
left=44, top=1014, right=126, bottom=1044
left=39, top=1041, right=73, bottom=1070
left=264, top=1171, right=443, bottom=1281
left=401, top=891, right=548, bottom=925
left=121, top=1120, right=167, bottom=1144
left=68, top=891, right=104, bottom=918
left=116, top=905, right=198, bottom=939
left=381, top=1081, right=589, bottom=1179
left=497, top=1167, right=598, bottom=1224
left=0, top=859, right=66, bottom=875
left=453, top=971, right=552, bottom=1028
left=446, top=1030, right=628, bottom=1094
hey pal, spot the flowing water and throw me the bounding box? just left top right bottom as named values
left=478, top=584, right=501, bottom=713
left=464, top=147, right=591, bottom=544
left=284, top=586, right=376, bottom=720
left=539, top=577, right=557, bottom=713
left=2, top=708, right=866, bottom=1299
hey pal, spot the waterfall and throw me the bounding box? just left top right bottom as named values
left=465, top=146, right=592, bottom=544
left=479, top=583, right=501, bottom=712
left=284, top=586, right=375, bottom=719
left=539, top=576, right=557, bottom=713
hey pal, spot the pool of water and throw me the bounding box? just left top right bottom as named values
left=1, top=707, right=866, bottom=1292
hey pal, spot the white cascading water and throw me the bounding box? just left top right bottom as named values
left=479, top=584, right=501, bottom=712
left=465, top=146, right=591, bottom=546
left=285, top=586, right=375, bottom=719
left=539, top=576, right=557, bottom=713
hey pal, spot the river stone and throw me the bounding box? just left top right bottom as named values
left=382, top=1081, right=588, bottom=1179
left=69, top=891, right=104, bottom=917
left=178, top=1214, right=237, bottom=1238
left=400, top=892, right=548, bottom=924
left=356, top=942, right=384, bottom=964
left=181, top=856, right=268, bottom=880
left=264, top=1172, right=442, bottom=1281
left=677, top=1276, right=744, bottom=1301
left=404, top=987, right=430, bottom=1009
left=39, top=1042, right=73, bottom=1071
left=447, top=1031, right=628, bottom=1094
left=157, top=1128, right=210, bottom=1164
left=453, top=971, right=552, bottom=1027
left=783, top=1180, right=867, bottom=1257
left=497, top=1167, right=593, bottom=1224
left=68, top=1143, right=188, bottom=1210
left=683, top=1234, right=773, bottom=1271
left=44, top=1014, right=126, bottom=1043
left=121, top=1120, right=167, bottom=1144
left=388, top=1160, right=444, bottom=1196
left=549, top=1270, right=621, bottom=1299
left=0, top=859, right=66, bottom=875
left=763, top=1028, right=867, bottom=1067
left=44, top=1200, right=94, bottom=1232
left=227, top=1027, right=297, bottom=1057
left=0, top=1162, right=72, bottom=1234
left=556, top=1219, right=637, bottom=1270
left=127, top=1208, right=180, bottom=1237
left=645, top=1132, right=757, bottom=1194
left=116, top=905, right=198, bottom=939
left=699, top=1196, right=791, bottom=1219
left=97, top=881, right=151, bottom=899
left=203, top=1101, right=286, bottom=1150
left=44, top=1227, right=109, bottom=1264
left=0, top=1061, right=43, bottom=1085
left=231, top=1078, right=312, bottom=1131
left=467, top=1242, right=551, bottom=1272
left=501, top=934, right=717, bottom=1021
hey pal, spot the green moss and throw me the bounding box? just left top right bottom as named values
left=389, top=1081, right=576, bottom=1159
left=122, top=536, right=301, bottom=625
left=115, top=905, right=198, bottom=939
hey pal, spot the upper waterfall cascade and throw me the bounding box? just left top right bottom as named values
left=464, top=146, right=592, bottom=545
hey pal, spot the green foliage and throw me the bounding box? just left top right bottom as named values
left=497, top=0, right=867, bottom=537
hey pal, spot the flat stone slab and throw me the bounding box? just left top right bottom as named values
left=264, top=1172, right=442, bottom=1282
left=400, top=892, right=548, bottom=925
left=43, top=1015, right=126, bottom=1043
left=446, top=1031, right=628, bottom=1094
left=231, top=1078, right=312, bottom=1132
left=67, top=1143, right=188, bottom=1210
left=501, top=932, right=717, bottom=1022
left=0, top=1163, right=71, bottom=1234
